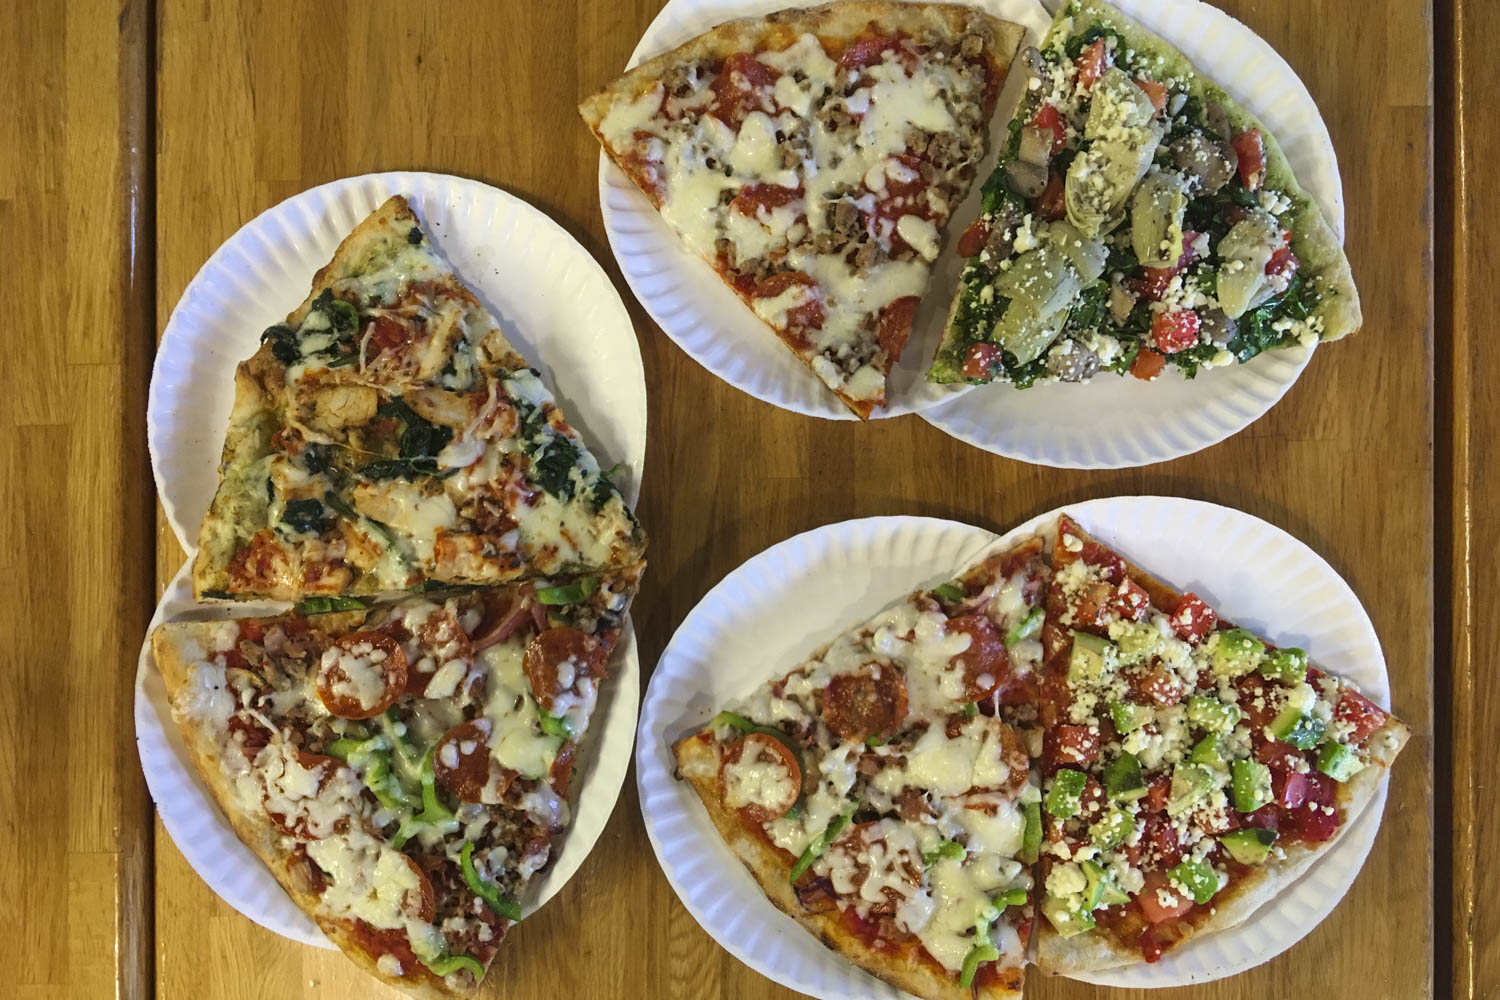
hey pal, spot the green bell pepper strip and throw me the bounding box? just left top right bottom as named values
left=924, top=839, right=965, bottom=867
left=962, top=701, right=979, bottom=718
left=460, top=842, right=524, bottom=922
left=417, top=750, right=452, bottom=822
left=294, top=595, right=368, bottom=615
left=959, top=942, right=1000, bottom=989
left=537, top=706, right=573, bottom=740
left=997, top=887, right=1028, bottom=909
left=325, top=737, right=364, bottom=761
left=789, top=802, right=860, bottom=883
left=933, top=583, right=965, bottom=603
left=536, top=577, right=599, bottom=605
left=419, top=952, right=484, bottom=979
left=1005, top=606, right=1044, bottom=647
left=1019, top=801, right=1043, bottom=864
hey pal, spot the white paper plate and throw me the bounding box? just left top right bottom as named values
left=150, top=170, right=646, bottom=549
left=637, top=498, right=1392, bottom=994
left=920, top=0, right=1348, bottom=467
left=598, top=0, right=1055, bottom=420
left=136, top=561, right=642, bottom=948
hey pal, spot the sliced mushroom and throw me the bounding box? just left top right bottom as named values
left=1204, top=99, right=1233, bottom=142
left=1005, top=158, right=1050, bottom=198
left=1199, top=306, right=1238, bottom=346
left=1169, top=131, right=1236, bottom=195
left=1021, top=45, right=1047, bottom=87
left=983, top=201, right=1023, bottom=259
left=1017, top=126, right=1053, bottom=168
left=1046, top=339, right=1103, bottom=382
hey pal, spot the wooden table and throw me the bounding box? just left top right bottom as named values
left=5, top=0, right=1485, bottom=996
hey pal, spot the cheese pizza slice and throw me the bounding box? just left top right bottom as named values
left=152, top=566, right=641, bottom=999
left=673, top=539, right=1050, bottom=999
left=581, top=1, right=1024, bottom=418
left=192, top=195, right=645, bottom=602
left=1031, top=515, right=1407, bottom=971
left=930, top=0, right=1360, bottom=387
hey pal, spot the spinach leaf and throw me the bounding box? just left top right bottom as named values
left=363, top=397, right=454, bottom=480
left=301, top=442, right=334, bottom=475
left=531, top=438, right=581, bottom=501
left=1066, top=284, right=1111, bottom=335
left=260, top=324, right=300, bottom=365
left=310, top=288, right=360, bottom=337
left=1064, top=23, right=1127, bottom=61
left=1170, top=341, right=1221, bottom=379
left=589, top=475, right=618, bottom=514
left=280, top=497, right=333, bottom=535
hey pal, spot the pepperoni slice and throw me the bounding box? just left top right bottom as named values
left=821, top=663, right=908, bottom=742
left=710, top=52, right=778, bottom=130
left=824, top=820, right=922, bottom=914
left=548, top=741, right=577, bottom=799
left=947, top=714, right=1030, bottom=795
left=405, top=605, right=475, bottom=698
left=315, top=631, right=408, bottom=719
left=752, top=271, right=826, bottom=343
left=946, top=614, right=1010, bottom=700
left=718, top=733, right=802, bottom=824
left=730, top=182, right=802, bottom=218
left=265, top=750, right=345, bottom=839
left=433, top=719, right=515, bottom=804
left=523, top=626, right=604, bottom=711
left=400, top=852, right=437, bottom=923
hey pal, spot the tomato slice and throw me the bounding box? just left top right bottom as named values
left=1036, top=168, right=1066, bottom=220
left=956, top=218, right=989, bottom=258
left=1135, top=75, right=1168, bottom=116
left=1029, top=103, right=1068, bottom=154
left=1129, top=348, right=1166, bottom=381
left=1075, top=38, right=1111, bottom=89
left=1151, top=310, right=1201, bottom=354
left=719, top=732, right=802, bottom=824
left=1233, top=128, right=1266, bottom=190
left=316, top=632, right=409, bottom=719
left=962, top=341, right=1004, bottom=380
left=1137, top=870, right=1194, bottom=924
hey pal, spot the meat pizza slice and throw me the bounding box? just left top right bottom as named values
left=1032, top=515, right=1407, bottom=970
left=192, top=194, right=645, bottom=602
left=152, top=565, right=640, bottom=999
left=673, top=539, right=1049, bottom=999
left=581, top=1, right=1024, bottom=418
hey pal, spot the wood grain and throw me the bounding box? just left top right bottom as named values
left=134, top=0, right=1434, bottom=998
left=0, top=1, right=155, bottom=999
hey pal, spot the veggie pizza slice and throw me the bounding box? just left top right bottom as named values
left=151, top=566, right=640, bottom=999
left=581, top=1, right=1024, bottom=418
left=673, top=540, right=1049, bottom=999
left=1032, top=515, right=1406, bottom=971
left=193, top=194, right=645, bottom=602
left=929, top=0, right=1360, bottom=388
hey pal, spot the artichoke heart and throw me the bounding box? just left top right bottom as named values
left=1066, top=69, right=1163, bottom=240
left=1132, top=171, right=1190, bottom=268
left=1216, top=210, right=1281, bottom=318
left=991, top=244, right=1084, bottom=366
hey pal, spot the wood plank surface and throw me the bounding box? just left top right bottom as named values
left=0, top=2, right=156, bottom=999
left=141, top=1, right=1435, bottom=999
left=1442, top=0, right=1494, bottom=997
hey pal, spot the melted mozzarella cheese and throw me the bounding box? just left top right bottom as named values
left=480, top=641, right=561, bottom=782
left=722, top=741, right=796, bottom=811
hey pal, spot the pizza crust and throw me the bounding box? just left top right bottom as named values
left=674, top=731, right=1023, bottom=1000
left=1033, top=519, right=1410, bottom=973
left=152, top=618, right=484, bottom=1000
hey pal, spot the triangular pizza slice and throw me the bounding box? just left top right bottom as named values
left=929, top=0, right=1360, bottom=387
left=673, top=539, right=1050, bottom=999
left=581, top=1, right=1024, bottom=417
left=152, top=565, right=641, bottom=999
left=193, top=195, right=645, bottom=602
left=1031, top=515, right=1407, bottom=971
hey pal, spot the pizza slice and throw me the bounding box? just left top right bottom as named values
left=673, top=540, right=1050, bottom=999
left=193, top=195, right=645, bottom=602
left=929, top=0, right=1360, bottom=388
left=1031, top=515, right=1407, bottom=971
left=151, top=565, right=640, bottom=999
left=581, top=1, right=1024, bottom=418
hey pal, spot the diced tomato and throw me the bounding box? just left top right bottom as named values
left=711, top=53, right=778, bottom=130
left=956, top=218, right=989, bottom=258
left=1130, top=348, right=1166, bottom=381
left=1233, top=128, right=1266, bottom=190
left=1243, top=804, right=1280, bottom=831
left=1110, top=577, right=1151, bottom=621
left=1145, top=775, right=1172, bottom=813
left=1334, top=689, right=1388, bottom=744
left=961, top=341, right=1003, bottom=380
left=730, top=182, right=801, bottom=217
left=1028, top=103, right=1068, bottom=154
left=1068, top=581, right=1115, bottom=632
left=1254, top=738, right=1301, bottom=769
left=1036, top=169, right=1066, bottom=220
left=1044, top=724, right=1100, bottom=771
left=1266, top=244, right=1299, bottom=281
left=1076, top=38, right=1111, bottom=90
left=1168, top=593, right=1217, bottom=643
left=1132, top=666, right=1187, bottom=708
left=1151, top=310, right=1201, bottom=354
left=1135, top=75, right=1168, bottom=117
left=1137, top=870, right=1194, bottom=924
left=1080, top=776, right=1107, bottom=813
left=1136, top=230, right=1202, bottom=302
left=1281, top=773, right=1339, bottom=842
left=1274, top=769, right=1314, bottom=809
